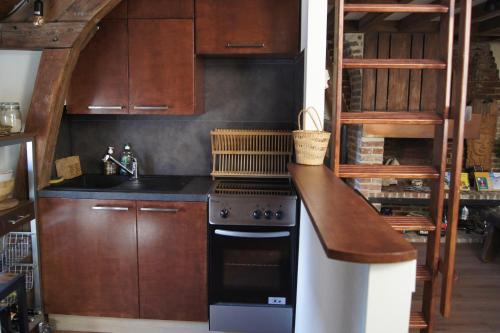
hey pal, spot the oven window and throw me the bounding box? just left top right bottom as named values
left=211, top=227, right=293, bottom=305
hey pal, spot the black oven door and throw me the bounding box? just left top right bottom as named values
left=209, top=225, right=296, bottom=306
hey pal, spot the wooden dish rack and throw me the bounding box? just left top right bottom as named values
left=210, top=129, right=293, bottom=178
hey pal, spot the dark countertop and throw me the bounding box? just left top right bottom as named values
left=38, top=174, right=213, bottom=202
left=289, top=163, right=416, bottom=264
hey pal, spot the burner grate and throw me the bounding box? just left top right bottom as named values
left=214, top=182, right=293, bottom=197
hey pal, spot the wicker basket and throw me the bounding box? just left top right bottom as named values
left=293, top=107, right=331, bottom=165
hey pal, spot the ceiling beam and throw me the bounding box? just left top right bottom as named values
left=0, top=22, right=87, bottom=49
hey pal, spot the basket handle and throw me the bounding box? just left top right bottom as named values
left=297, top=107, right=323, bottom=131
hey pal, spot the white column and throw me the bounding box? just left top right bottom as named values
left=301, top=0, right=328, bottom=129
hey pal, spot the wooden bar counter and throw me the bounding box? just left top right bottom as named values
left=289, top=163, right=416, bottom=263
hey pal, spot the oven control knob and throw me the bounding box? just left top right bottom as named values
left=220, top=209, right=229, bottom=219
left=275, top=210, right=284, bottom=220
left=264, top=210, right=273, bottom=219
left=252, top=210, right=262, bottom=219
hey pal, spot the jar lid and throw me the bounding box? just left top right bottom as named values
left=3, top=102, right=20, bottom=111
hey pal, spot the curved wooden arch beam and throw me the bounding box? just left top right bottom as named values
left=5, top=0, right=122, bottom=190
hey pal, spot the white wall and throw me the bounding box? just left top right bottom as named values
left=0, top=50, right=41, bottom=172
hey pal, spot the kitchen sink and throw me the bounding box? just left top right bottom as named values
left=52, top=174, right=130, bottom=190
left=51, top=174, right=192, bottom=192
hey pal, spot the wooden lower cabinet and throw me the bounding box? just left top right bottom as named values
left=38, top=198, right=139, bottom=318
left=38, top=198, right=207, bottom=321
left=137, top=201, right=207, bottom=321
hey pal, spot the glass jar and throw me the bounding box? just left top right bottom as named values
left=0, top=103, right=22, bottom=133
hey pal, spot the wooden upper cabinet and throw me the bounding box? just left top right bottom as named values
left=38, top=198, right=139, bottom=318
left=67, top=20, right=129, bottom=115
left=128, top=20, right=196, bottom=115
left=137, top=201, right=207, bottom=321
left=195, top=0, right=300, bottom=55
left=128, top=0, right=193, bottom=18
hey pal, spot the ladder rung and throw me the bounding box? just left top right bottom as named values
left=410, top=311, right=428, bottom=329
left=343, top=58, right=447, bottom=70
left=338, top=165, right=439, bottom=179
left=416, top=265, right=433, bottom=282
left=384, top=216, right=437, bottom=232
left=344, top=4, right=448, bottom=13
left=340, top=112, right=443, bottom=125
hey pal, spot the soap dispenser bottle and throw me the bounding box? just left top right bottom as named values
left=102, top=147, right=117, bottom=175
left=119, top=143, right=134, bottom=176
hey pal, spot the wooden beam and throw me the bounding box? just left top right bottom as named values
left=44, top=0, right=77, bottom=22
left=0, top=22, right=86, bottom=49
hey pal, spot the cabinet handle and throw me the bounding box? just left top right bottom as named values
left=133, top=106, right=170, bottom=110
left=88, top=105, right=124, bottom=110
left=139, top=207, right=179, bottom=213
left=8, top=214, right=31, bottom=225
left=92, top=206, right=129, bottom=211
left=225, top=42, right=265, bottom=48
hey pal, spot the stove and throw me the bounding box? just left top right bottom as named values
left=208, top=178, right=299, bottom=333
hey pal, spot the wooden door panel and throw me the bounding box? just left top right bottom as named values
left=137, top=201, right=207, bottom=321
left=128, top=20, right=195, bottom=115
left=196, top=0, right=300, bottom=55
left=39, top=198, right=139, bottom=318
left=128, top=0, right=193, bottom=18
left=104, top=0, right=127, bottom=19
left=67, top=20, right=129, bottom=114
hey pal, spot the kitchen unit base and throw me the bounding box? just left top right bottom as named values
left=209, top=304, right=293, bottom=333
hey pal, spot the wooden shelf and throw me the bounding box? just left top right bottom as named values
left=0, top=200, right=34, bottom=235
left=343, top=58, right=447, bottom=70
left=344, top=4, right=448, bottom=13
left=340, top=112, right=443, bottom=125
left=338, top=165, right=440, bottom=179
left=0, top=133, right=35, bottom=147
left=416, top=265, right=432, bottom=282
left=409, top=311, right=428, bottom=329
left=384, top=216, right=436, bottom=232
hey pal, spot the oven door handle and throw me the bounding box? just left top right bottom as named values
left=214, top=229, right=290, bottom=239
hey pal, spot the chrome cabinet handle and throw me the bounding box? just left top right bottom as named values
left=225, top=42, right=265, bottom=48
left=214, top=229, right=290, bottom=239
left=88, top=105, right=124, bottom=110
left=92, top=206, right=129, bottom=211
left=8, top=214, right=31, bottom=225
left=133, top=106, right=170, bottom=110
left=139, top=207, right=179, bottom=213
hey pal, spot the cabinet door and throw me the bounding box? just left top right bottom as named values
left=137, top=201, right=207, bottom=321
left=38, top=198, right=139, bottom=318
left=67, top=20, right=129, bottom=115
left=196, top=0, right=300, bottom=55
left=128, top=0, right=193, bottom=18
left=129, top=20, right=195, bottom=115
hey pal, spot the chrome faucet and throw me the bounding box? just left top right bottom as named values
left=103, top=154, right=139, bottom=180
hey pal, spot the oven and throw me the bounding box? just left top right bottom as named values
left=208, top=179, right=298, bottom=333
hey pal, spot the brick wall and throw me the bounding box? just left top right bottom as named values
left=343, top=33, right=385, bottom=197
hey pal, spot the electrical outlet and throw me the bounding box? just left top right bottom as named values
left=268, top=297, right=286, bottom=305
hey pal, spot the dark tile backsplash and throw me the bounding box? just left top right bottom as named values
left=57, top=57, right=304, bottom=176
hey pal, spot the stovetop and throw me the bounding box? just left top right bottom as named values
left=210, top=178, right=296, bottom=197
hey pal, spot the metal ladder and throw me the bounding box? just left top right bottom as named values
left=330, top=1, right=471, bottom=331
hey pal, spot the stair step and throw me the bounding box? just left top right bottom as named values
left=416, top=265, right=433, bottom=282
left=384, top=216, right=437, bottom=231
left=344, top=4, right=448, bottom=14
left=343, top=58, right=447, bottom=70
left=410, top=311, right=428, bottom=329
left=338, top=165, right=440, bottom=179
left=340, top=112, right=443, bottom=125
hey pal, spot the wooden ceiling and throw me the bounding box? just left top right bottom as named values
left=328, top=0, right=500, bottom=40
